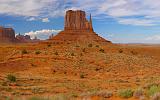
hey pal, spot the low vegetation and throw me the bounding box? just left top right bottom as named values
left=99, top=48, right=105, bottom=53
left=35, top=51, right=41, bottom=55
left=54, top=51, right=58, bottom=55
left=95, top=45, right=99, bottom=48
left=71, top=53, right=75, bottom=56
left=147, top=85, right=160, bottom=97
left=21, top=49, right=28, bottom=54
left=131, top=50, right=138, bottom=55
left=7, top=74, right=16, bottom=82
left=88, top=43, right=93, bottom=47
left=118, top=89, right=133, bottom=98
left=47, top=44, right=51, bottom=47
left=119, top=49, right=123, bottom=53
left=80, top=73, right=85, bottom=78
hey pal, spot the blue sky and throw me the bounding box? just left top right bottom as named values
left=0, top=0, right=160, bottom=43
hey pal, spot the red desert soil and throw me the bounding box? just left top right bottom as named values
left=0, top=42, right=160, bottom=100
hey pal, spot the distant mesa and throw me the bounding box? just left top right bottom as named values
left=16, top=34, right=40, bottom=43
left=49, top=10, right=111, bottom=43
left=16, top=33, right=31, bottom=42
left=0, top=26, right=17, bottom=43
left=0, top=26, right=40, bottom=43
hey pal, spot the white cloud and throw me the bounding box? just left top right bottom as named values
left=0, top=0, right=160, bottom=26
left=27, top=17, right=36, bottom=21
left=118, top=18, right=156, bottom=26
left=0, top=0, right=64, bottom=17
left=42, top=18, right=50, bottom=23
left=25, top=29, right=61, bottom=40
left=146, top=35, right=160, bottom=41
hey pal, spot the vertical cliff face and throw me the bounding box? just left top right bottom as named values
left=16, top=34, right=31, bottom=42
left=0, top=27, right=16, bottom=43
left=50, top=10, right=110, bottom=43
left=64, top=10, right=93, bottom=32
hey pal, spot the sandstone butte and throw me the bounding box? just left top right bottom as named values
left=0, top=26, right=40, bottom=43
left=49, top=10, right=111, bottom=43
left=0, top=26, right=17, bottom=43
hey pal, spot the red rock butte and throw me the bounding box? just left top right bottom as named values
left=50, top=10, right=111, bottom=43
left=0, top=26, right=16, bottom=43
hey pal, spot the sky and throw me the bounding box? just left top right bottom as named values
left=0, top=0, right=160, bottom=43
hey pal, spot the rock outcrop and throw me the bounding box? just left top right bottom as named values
left=64, top=10, right=93, bottom=32
left=16, top=34, right=31, bottom=42
left=16, top=34, right=40, bottom=43
left=0, top=26, right=16, bottom=43
left=50, top=10, right=110, bottom=43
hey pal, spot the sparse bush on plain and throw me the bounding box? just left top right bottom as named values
left=118, top=89, right=133, bottom=98
left=47, top=44, right=51, bottom=47
left=7, top=74, right=16, bottom=82
left=147, top=85, right=160, bottom=96
left=99, top=49, right=105, bottom=53
left=96, top=90, right=113, bottom=98
left=119, top=49, right=123, bottom=53
left=131, top=50, right=138, bottom=55
left=75, top=45, right=80, bottom=47
left=96, top=45, right=99, bottom=48
left=80, top=90, right=112, bottom=98
left=82, top=48, right=86, bottom=52
left=71, top=53, right=75, bottom=56
left=54, top=52, right=58, bottom=55
left=21, top=49, right=28, bottom=54
left=88, top=43, right=93, bottom=47
left=35, top=51, right=41, bottom=55
left=80, top=73, right=85, bottom=78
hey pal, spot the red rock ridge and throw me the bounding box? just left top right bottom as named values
left=50, top=10, right=111, bottom=43
left=0, top=26, right=16, bottom=43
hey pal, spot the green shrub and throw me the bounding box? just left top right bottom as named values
left=54, top=52, right=58, bottom=55
left=147, top=85, right=160, bottom=96
left=47, top=44, right=51, bottom=47
left=88, top=44, right=93, bottom=47
left=80, top=73, right=85, bottom=79
left=131, top=51, right=138, bottom=55
left=75, top=45, right=80, bottom=47
left=21, top=49, right=28, bottom=54
left=71, top=53, right=75, bottom=56
left=118, top=89, right=133, bottom=98
left=7, top=74, right=16, bottom=82
left=82, top=48, right=86, bottom=52
left=99, top=49, right=105, bottom=53
left=96, top=45, right=99, bottom=48
left=119, top=49, right=123, bottom=53
left=35, top=51, right=41, bottom=55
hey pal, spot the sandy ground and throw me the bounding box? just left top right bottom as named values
left=0, top=42, right=160, bottom=100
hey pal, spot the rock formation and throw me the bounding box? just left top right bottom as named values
left=64, top=10, right=93, bottom=32
left=16, top=34, right=31, bottom=42
left=16, top=34, right=40, bottom=43
left=0, top=26, right=16, bottom=43
left=50, top=10, right=110, bottom=43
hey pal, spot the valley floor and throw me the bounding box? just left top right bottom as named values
left=0, top=42, right=160, bottom=100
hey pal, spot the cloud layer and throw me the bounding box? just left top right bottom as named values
left=0, top=0, right=160, bottom=26
left=25, top=29, right=61, bottom=40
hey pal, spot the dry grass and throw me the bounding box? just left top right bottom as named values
left=0, top=42, right=160, bottom=100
